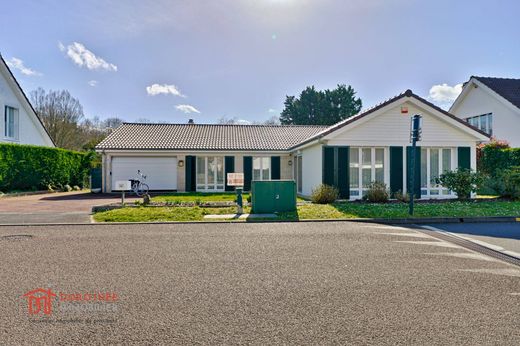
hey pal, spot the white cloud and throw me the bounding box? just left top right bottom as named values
left=5, top=57, right=41, bottom=76
left=428, top=83, right=463, bottom=103
left=268, top=108, right=278, bottom=114
left=60, top=41, right=117, bottom=71
left=175, top=104, right=200, bottom=114
left=88, top=80, right=98, bottom=87
left=146, top=83, right=185, bottom=97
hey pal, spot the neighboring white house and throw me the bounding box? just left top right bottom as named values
left=450, top=76, right=520, bottom=147
left=96, top=90, right=488, bottom=199
left=0, top=54, right=54, bottom=147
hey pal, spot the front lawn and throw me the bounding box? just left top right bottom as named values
left=93, top=200, right=520, bottom=222
left=151, top=192, right=307, bottom=203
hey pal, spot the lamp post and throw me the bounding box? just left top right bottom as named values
left=409, top=114, right=422, bottom=216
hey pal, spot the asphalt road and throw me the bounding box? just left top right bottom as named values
left=1, top=222, right=519, bottom=345
left=428, top=222, right=520, bottom=256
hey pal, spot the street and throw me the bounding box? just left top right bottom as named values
left=1, top=221, right=519, bottom=345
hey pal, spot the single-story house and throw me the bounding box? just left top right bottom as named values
left=0, top=54, right=54, bottom=147
left=450, top=76, right=520, bottom=147
left=96, top=90, right=489, bottom=199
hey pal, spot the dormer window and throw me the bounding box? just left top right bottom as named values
left=466, top=113, right=492, bottom=135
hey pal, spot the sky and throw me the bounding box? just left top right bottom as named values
left=1, top=0, right=519, bottom=124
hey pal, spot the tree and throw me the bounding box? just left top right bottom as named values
left=279, top=84, right=362, bottom=125
left=30, top=88, right=85, bottom=149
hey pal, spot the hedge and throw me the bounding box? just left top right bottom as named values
left=0, top=143, right=94, bottom=192
left=479, top=146, right=520, bottom=176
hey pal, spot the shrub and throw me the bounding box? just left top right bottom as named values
left=489, top=166, right=520, bottom=199
left=393, top=189, right=410, bottom=203
left=310, top=184, right=339, bottom=204
left=438, top=168, right=483, bottom=200
left=0, top=143, right=93, bottom=192
left=479, top=145, right=520, bottom=176
left=363, top=181, right=389, bottom=203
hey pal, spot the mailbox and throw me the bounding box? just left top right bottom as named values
left=115, top=180, right=132, bottom=191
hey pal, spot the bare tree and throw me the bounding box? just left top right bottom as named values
left=30, top=88, right=85, bottom=149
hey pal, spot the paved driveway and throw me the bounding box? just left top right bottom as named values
left=0, top=192, right=139, bottom=224
left=1, top=222, right=519, bottom=344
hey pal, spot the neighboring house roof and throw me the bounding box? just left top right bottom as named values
left=471, top=76, right=520, bottom=110
left=0, top=54, right=55, bottom=147
left=96, top=123, right=327, bottom=151
left=289, top=89, right=490, bottom=150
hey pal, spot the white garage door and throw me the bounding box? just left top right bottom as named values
left=111, top=156, right=177, bottom=191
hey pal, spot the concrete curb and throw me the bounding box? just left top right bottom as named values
left=0, top=216, right=518, bottom=227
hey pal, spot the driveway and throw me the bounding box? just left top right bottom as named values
left=1, top=222, right=519, bottom=344
left=0, top=192, right=140, bottom=224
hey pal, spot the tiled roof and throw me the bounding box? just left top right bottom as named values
left=96, top=123, right=328, bottom=151
left=473, top=76, right=520, bottom=109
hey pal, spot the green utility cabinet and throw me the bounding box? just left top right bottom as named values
left=251, top=180, right=297, bottom=213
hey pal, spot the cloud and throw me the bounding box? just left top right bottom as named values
left=268, top=108, right=279, bottom=114
left=5, top=57, right=41, bottom=76
left=88, top=80, right=98, bottom=87
left=59, top=41, right=117, bottom=71
left=428, top=83, right=463, bottom=103
left=146, top=83, right=185, bottom=97
left=175, top=104, right=200, bottom=114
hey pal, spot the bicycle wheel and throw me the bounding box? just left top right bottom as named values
left=132, top=182, right=141, bottom=196
left=140, top=183, right=149, bottom=195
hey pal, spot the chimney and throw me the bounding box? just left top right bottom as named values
left=188, top=119, right=194, bottom=124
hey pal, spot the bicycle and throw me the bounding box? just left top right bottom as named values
left=130, top=170, right=149, bottom=197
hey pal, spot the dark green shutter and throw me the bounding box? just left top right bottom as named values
left=406, top=147, right=421, bottom=198
left=185, top=156, right=196, bottom=192
left=271, top=156, right=281, bottom=180
left=243, top=156, right=252, bottom=191
left=322, top=147, right=335, bottom=186
left=337, top=147, right=350, bottom=199
left=458, top=147, right=471, bottom=170
left=390, top=147, right=404, bottom=196
left=225, top=156, right=235, bottom=191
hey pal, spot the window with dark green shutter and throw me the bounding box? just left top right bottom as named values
left=458, top=147, right=471, bottom=170
left=322, top=147, right=335, bottom=186
left=271, top=156, right=281, bottom=180
left=185, top=156, right=196, bottom=192
left=390, top=147, right=403, bottom=196
left=322, top=146, right=350, bottom=199
left=243, top=156, right=252, bottom=191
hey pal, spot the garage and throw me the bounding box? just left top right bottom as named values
left=111, top=156, right=177, bottom=191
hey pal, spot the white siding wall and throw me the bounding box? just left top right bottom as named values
left=327, top=102, right=476, bottom=147
left=0, top=68, right=53, bottom=146
left=301, top=144, right=322, bottom=196
left=451, top=84, right=520, bottom=147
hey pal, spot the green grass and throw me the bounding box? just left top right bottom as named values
left=151, top=192, right=306, bottom=203
left=93, top=200, right=520, bottom=223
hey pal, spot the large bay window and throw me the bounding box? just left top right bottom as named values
left=196, top=156, right=225, bottom=191
left=420, top=148, right=455, bottom=197
left=253, top=157, right=270, bottom=181
left=349, top=147, right=385, bottom=197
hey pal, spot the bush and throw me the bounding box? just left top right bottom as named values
left=489, top=166, right=520, bottom=199
left=479, top=145, right=520, bottom=176
left=363, top=181, right=389, bottom=203
left=310, top=184, right=339, bottom=204
left=0, top=143, right=93, bottom=192
left=438, top=168, right=483, bottom=200
left=393, top=189, right=410, bottom=203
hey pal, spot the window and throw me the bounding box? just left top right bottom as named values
left=196, top=156, right=225, bottom=191
left=349, top=147, right=385, bottom=198
left=4, top=106, right=19, bottom=140
left=465, top=113, right=492, bottom=135
left=420, top=148, right=454, bottom=197
left=253, top=157, right=270, bottom=181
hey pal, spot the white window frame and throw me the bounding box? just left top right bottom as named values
left=196, top=156, right=225, bottom=192
left=465, top=113, right=492, bottom=136
left=349, top=147, right=388, bottom=199
left=252, top=157, right=271, bottom=181
left=420, top=147, right=456, bottom=199
left=4, top=105, right=19, bottom=140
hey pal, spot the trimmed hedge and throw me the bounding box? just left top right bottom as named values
left=0, top=143, right=93, bottom=192
left=479, top=146, right=520, bottom=176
